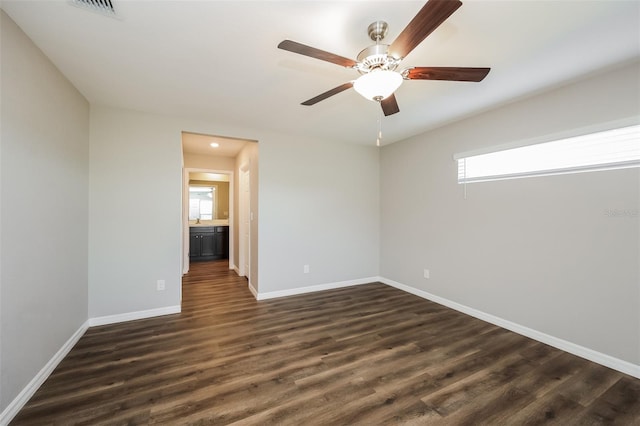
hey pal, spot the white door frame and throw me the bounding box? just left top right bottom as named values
left=238, top=164, right=250, bottom=279
left=182, top=167, right=235, bottom=276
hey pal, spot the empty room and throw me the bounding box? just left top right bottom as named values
left=1, top=0, right=638, bottom=424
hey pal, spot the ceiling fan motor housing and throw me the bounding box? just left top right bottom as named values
left=356, top=44, right=400, bottom=74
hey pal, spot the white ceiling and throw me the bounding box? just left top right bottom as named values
left=2, top=0, right=639, bottom=146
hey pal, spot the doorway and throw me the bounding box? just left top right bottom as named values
left=182, top=168, right=234, bottom=275
left=181, top=131, right=258, bottom=297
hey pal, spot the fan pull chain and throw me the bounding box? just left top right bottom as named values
left=376, top=105, right=382, bottom=147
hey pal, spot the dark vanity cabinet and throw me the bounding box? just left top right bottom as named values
left=189, top=226, right=229, bottom=261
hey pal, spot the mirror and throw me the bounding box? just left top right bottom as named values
left=189, top=179, right=230, bottom=221
left=189, top=186, right=214, bottom=220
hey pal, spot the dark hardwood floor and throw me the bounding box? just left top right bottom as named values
left=11, top=261, right=640, bottom=425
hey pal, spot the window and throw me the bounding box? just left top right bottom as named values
left=456, top=123, right=640, bottom=184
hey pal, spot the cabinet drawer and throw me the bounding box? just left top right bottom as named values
left=190, top=227, right=214, bottom=234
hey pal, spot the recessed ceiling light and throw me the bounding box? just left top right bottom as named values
left=210, top=142, right=219, bottom=148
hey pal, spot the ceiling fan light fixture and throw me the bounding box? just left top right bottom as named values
left=353, top=70, right=402, bottom=102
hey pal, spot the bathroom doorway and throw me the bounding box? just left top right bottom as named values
left=182, top=168, right=234, bottom=275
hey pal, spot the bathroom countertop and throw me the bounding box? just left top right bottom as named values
left=189, top=220, right=229, bottom=227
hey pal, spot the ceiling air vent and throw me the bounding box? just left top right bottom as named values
left=70, top=0, right=117, bottom=18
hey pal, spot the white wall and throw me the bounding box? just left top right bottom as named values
left=88, top=106, right=379, bottom=314
left=0, top=10, right=89, bottom=411
left=258, top=136, right=380, bottom=293
left=380, top=61, right=640, bottom=365
left=90, top=107, right=262, bottom=318
left=183, top=153, right=235, bottom=171
left=89, top=106, right=183, bottom=317
left=89, top=107, right=256, bottom=318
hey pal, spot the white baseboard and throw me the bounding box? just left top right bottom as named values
left=248, top=282, right=258, bottom=299
left=1, top=305, right=182, bottom=424
left=255, top=276, right=378, bottom=301
left=0, top=320, right=90, bottom=425
left=88, top=305, right=181, bottom=327
left=4, top=277, right=637, bottom=426
left=379, top=277, right=640, bottom=379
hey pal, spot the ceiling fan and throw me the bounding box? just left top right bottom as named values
left=278, top=0, right=490, bottom=117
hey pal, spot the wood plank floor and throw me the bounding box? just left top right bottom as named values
left=11, top=260, right=640, bottom=425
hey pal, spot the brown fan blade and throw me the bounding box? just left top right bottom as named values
left=389, top=0, right=462, bottom=60
left=405, top=67, right=490, bottom=82
left=278, top=40, right=357, bottom=68
left=301, top=82, right=354, bottom=106
left=380, top=94, right=400, bottom=116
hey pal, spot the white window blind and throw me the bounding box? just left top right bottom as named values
left=457, top=124, right=640, bottom=184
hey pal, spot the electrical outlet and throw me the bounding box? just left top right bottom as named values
left=157, top=279, right=166, bottom=291
left=423, top=269, right=430, bottom=279
left=303, top=265, right=310, bottom=274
